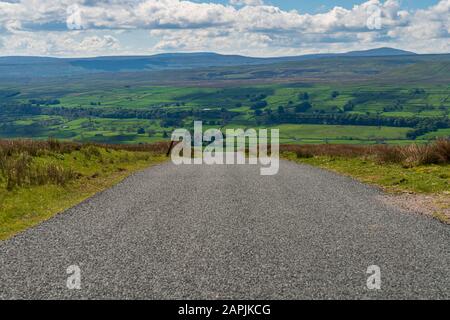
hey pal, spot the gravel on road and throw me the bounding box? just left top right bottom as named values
left=0, top=160, right=448, bottom=299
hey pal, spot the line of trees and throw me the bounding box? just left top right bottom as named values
left=261, top=111, right=449, bottom=129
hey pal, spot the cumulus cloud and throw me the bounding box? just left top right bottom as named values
left=0, top=31, right=120, bottom=56
left=0, top=0, right=448, bottom=56
left=229, top=0, right=264, bottom=6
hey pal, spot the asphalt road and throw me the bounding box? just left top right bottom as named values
left=0, top=160, right=448, bottom=299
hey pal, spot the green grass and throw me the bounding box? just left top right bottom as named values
left=20, top=83, right=450, bottom=117
left=0, top=146, right=166, bottom=240
left=58, top=86, right=218, bottom=109
left=283, top=153, right=450, bottom=194
left=0, top=115, right=434, bottom=145
left=420, top=128, right=450, bottom=139
left=221, top=123, right=414, bottom=144
left=0, top=116, right=173, bottom=143
left=268, top=124, right=411, bottom=143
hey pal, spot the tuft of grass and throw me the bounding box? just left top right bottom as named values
left=433, top=211, right=450, bottom=224
left=1, top=153, right=77, bottom=191
left=281, top=139, right=450, bottom=167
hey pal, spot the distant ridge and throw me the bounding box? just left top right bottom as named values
left=0, top=47, right=417, bottom=66
left=1, top=47, right=445, bottom=79
left=343, top=47, right=416, bottom=57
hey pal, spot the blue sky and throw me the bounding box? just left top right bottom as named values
left=204, top=0, right=440, bottom=12
left=0, top=0, right=448, bottom=57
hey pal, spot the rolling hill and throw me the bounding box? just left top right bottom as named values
left=0, top=47, right=421, bottom=79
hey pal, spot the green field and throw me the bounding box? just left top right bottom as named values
left=0, top=115, right=423, bottom=145
left=1, top=79, right=449, bottom=144
left=22, top=83, right=450, bottom=116
left=255, top=124, right=412, bottom=144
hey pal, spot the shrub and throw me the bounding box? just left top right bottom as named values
left=281, top=139, right=450, bottom=167
left=0, top=139, right=168, bottom=191
left=296, top=150, right=314, bottom=159
left=81, top=145, right=102, bottom=159
left=5, top=152, right=33, bottom=190
left=3, top=153, right=77, bottom=190
left=28, top=163, right=77, bottom=187
left=374, top=145, right=404, bottom=164
left=432, top=138, right=450, bottom=163
left=282, top=144, right=372, bottom=158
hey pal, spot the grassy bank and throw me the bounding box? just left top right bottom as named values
left=281, top=140, right=450, bottom=223
left=0, top=140, right=168, bottom=240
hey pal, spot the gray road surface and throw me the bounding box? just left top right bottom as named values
left=0, top=160, right=448, bottom=299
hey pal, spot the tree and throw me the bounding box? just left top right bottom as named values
left=277, top=106, right=285, bottom=114
left=250, top=101, right=268, bottom=110
left=295, top=102, right=312, bottom=113
left=299, top=92, right=309, bottom=100
left=137, top=127, right=145, bottom=134
left=343, top=101, right=355, bottom=112
left=254, top=109, right=263, bottom=116
left=331, top=91, right=340, bottom=98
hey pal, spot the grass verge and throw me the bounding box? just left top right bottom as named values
left=281, top=141, right=450, bottom=224
left=0, top=140, right=168, bottom=240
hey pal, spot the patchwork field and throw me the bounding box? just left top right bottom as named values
left=1, top=82, right=449, bottom=144
left=13, top=83, right=449, bottom=115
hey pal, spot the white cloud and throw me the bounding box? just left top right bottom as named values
left=78, top=35, right=119, bottom=51
left=0, top=0, right=448, bottom=56
left=0, top=31, right=120, bottom=56
left=229, top=0, right=264, bottom=6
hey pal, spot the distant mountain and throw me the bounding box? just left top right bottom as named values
left=0, top=56, right=60, bottom=64
left=343, top=47, right=416, bottom=57
left=67, top=52, right=265, bottom=72
left=66, top=48, right=418, bottom=71
left=0, top=47, right=438, bottom=80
